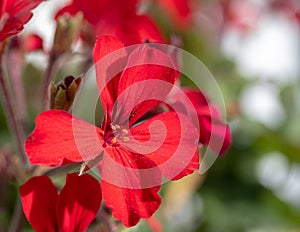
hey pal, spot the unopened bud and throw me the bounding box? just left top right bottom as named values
left=52, top=12, right=83, bottom=56
left=50, top=75, right=82, bottom=111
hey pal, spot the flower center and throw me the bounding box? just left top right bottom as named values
left=104, top=124, right=129, bottom=146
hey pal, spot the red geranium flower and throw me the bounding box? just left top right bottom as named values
left=20, top=173, right=102, bottom=232
left=55, top=0, right=164, bottom=45
left=0, top=0, right=43, bottom=42
left=25, top=36, right=199, bottom=226
left=168, top=87, right=231, bottom=155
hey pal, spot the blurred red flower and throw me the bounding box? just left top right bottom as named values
left=25, top=36, right=199, bottom=226
left=55, top=0, right=164, bottom=45
left=20, top=173, right=102, bottom=232
left=0, top=0, right=42, bottom=42
left=24, top=33, right=43, bottom=52
left=168, top=88, right=231, bottom=155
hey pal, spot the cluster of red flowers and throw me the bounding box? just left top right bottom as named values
left=0, top=0, right=231, bottom=230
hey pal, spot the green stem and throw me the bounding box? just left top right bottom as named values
left=0, top=56, right=29, bottom=170
left=42, top=163, right=80, bottom=176
left=42, top=53, right=57, bottom=109
left=8, top=197, right=24, bottom=232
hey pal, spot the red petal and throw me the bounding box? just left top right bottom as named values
left=128, top=15, right=165, bottom=44
left=171, top=150, right=199, bottom=180
left=93, top=36, right=127, bottom=117
left=184, top=88, right=231, bottom=154
left=209, top=121, right=231, bottom=155
left=93, top=36, right=125, bottom=64
left=126, top=112, right=199, bottom=180
left=25, top=110, right=103, bottom=166
left=55, top=4, right=79, bottom=20
left=94, top=15, right=165, bottom=45
left=55, top=0, right=106, bottom=26
left=57, top=173, right=102, bottom=232
left=102, top=181, right=161, bottom=227
left=20, top=176, right=58, bottom=232
left=0, top=0, right=42, bottom=42
left=100, top=147, right=162, bottom=227
left=113, top=45, right=177, bottom=126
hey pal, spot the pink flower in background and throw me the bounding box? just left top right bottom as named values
left=268, top=0, right=300, bottom=25
left=220, top=0, right=261, bottom=33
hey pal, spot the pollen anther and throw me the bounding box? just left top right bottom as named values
left=122, top=137, right=129, bottom=142
left=111, top=137, right=117, bottom=144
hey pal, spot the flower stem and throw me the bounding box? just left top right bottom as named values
left=8, top=50, right=28, bottom=128
left=0, top=56, right=29, bottom=170
left=42, top=53, right=57, bottom=109
left=42, top=163, right=80, bottom=176
left=97, top=206, right=119, bottom=232
left=8, top=197, right=25, bottom=232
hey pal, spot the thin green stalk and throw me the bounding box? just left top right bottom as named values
left=42, top=53, right=57, bottom=109
left=0, top=56, right=29, bottom=170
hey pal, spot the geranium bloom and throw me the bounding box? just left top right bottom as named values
left=168, top=88, right=231, bottom=155
left=20, top=173, right=102, bottom=232
left=0, top=0, right=42, bottom=42
left=25, top=36, right=199, bottom=226
left=55, top=0, right=164, bottom=45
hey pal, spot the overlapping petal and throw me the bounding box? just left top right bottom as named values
left=93, top=36, right=127, bottom=118
left=113, top=44, right=177, bottom=126
left=94, top=36, right=177, bottom=126
left=126, top=112, right=199, bottom=180
left=20, top=174, right=102, bottom=232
